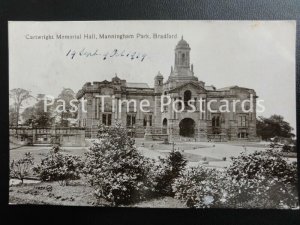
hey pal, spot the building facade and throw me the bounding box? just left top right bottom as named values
left=76, top=38, right=258, bottom=141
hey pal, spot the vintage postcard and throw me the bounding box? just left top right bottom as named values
left=8, top=21, right=298, bottom=208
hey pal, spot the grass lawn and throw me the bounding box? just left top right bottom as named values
left=10, top=146, right=88, bottom=164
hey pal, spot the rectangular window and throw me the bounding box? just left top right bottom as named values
left=127, top=114, right=136, bottom=127
left=127, top=115, right=131, bottom=126
left=108, top=114, right=112, bottom=126
left=102, top=114, right=106, bottom=125
left=102, top=113, right=112, bottom=126
left=238, top=116, right=247, bottom=127
left=149, top=115, right=152, bottom=126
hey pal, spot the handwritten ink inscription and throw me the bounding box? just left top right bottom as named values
left=66, top=48, right=147, bottom=62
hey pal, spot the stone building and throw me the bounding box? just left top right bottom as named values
left=76, top=38, right=257, bottom=141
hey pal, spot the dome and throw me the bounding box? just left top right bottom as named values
left=112, top=74, right=121, bottom=83
left=155, top=71, right=164, bottom=79
left=176, top=36, right=190, bottom=49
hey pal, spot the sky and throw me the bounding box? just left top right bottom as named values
left=9, top=21, right=296, bottom=129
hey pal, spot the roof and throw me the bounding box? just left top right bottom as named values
left=169, top=81, right=206, bottom=93
left=217, top=85, right=251, bottom=91
left=205, top=86, right=216, bottom=91
left=155, top=71, right=164, bottom=79
left=126, top=82, right=150, bottom=88
left=176, top=36, right=190, bottom=49
left=217, top=86, right=239, bottom=91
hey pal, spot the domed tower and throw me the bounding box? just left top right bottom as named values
left=169, top=37, right=197, bottom=81
left=154, top=71, right=164, bottom=93
left=175, top=36, right=191, bottom=69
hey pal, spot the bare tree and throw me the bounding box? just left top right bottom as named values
left=9, top=88, right=33, bottom=127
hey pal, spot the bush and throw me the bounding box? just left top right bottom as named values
left=10, top=152, right=34, bottom=184
left=33, top=150, right=83, bottom=186
left=226, top=149, right=298, bottom=208
left=51, top=144, right=60, bottom=153
left=172, top=166, right=227, bottom=208
left=173, top=148, right=298, bottom=209
left=227, top=149, right=297, bottom=184
left=282, top=144, right=296, bottom=153
left=154, top=150, right=187, bottom=196
left=83, top=124, right=156, bottom=206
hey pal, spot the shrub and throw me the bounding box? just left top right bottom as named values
left=51, top=144, right=60, bottom=153
left=282, top=144, right=296, bottom=153
left=33, top=150, right=83, bottom=186
left=154, top=150, right=187, bottom=196
left=173, top=148, right=298, bottom=209
left=226, top=149, right=298, bottom=208
left=83, top=124, right=155, bottom=206
left=172, top=166, right=227, bottom=208
left=10, top=152, right=34, bottom=184
left=227, top=149, right=297, bottom=184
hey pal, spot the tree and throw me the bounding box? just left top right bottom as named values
left=9, top=88, right=33, bottom=127
left=33, top=94, right=54, bottom=127
left=10, top=152, right=34, bottom=184
left=9, top=105, right=18, bottom=126
left=256, top=115, right=294, bottom=141
left=21, top=106, right=36, bottom=126
left=21, top=94, right=54, bottom=127
left=54, top=88, right=78, bottom=127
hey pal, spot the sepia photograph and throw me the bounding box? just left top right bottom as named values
left=8, top=21, right=298, bottom=209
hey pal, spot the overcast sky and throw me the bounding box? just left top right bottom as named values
left=9, top=21, right=296, bottom=129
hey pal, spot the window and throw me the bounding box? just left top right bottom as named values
left=127, top=114, right=136, bottom=127
left=178, top=97, right=182, bottom=109
left=149, top=115, right=152, bottom=126
left=212, top=116, right=221, bottom=134
left=184, top=90, right=192, bottom=107
left=162, top=118, right=168, bottom=134
left=238, top=132, right=248, bottom=139
left=181, top=53, right=185, bottom=63
left=238, top=115, right=248, bottom=127
left=212, top=116, right=220, bottom=127
left=102, top=114, right=112, bottom=126
left=163, top=118, right=168, bottom=127
left=142, top=115, right=153, bottom=127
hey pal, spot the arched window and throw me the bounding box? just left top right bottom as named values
left=163, top=118, right=168, bottom=127
left=162, top=118, right=168, bottom=134
left=181, top=53, right=185, bottom=64
left=184, top=90, right=192, bottom=107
